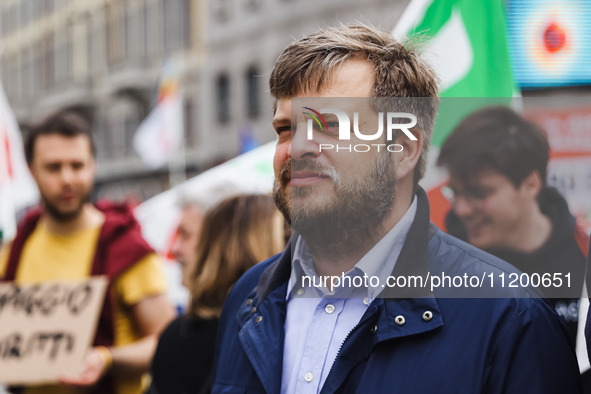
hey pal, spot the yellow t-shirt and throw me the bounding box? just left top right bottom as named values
left=0, top=221, right=167, bottom=394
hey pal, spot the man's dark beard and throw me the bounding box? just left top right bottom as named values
left=273, top=153, right=396, bottom=247
left=42, top=193, right=90, bottom=223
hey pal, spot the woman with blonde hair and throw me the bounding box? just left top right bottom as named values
left=149, top=193, right=286, bottom=394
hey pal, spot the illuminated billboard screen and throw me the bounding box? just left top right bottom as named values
left=507, top=0, right=591, bottom=88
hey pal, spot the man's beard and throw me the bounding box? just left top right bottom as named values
left=42, top=192, right=90, bottom=223
left=273, top=152, right=396, bottom=246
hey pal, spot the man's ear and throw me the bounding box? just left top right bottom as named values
left=393, top=128, right=423, bottom=182
left=520, top=170, right=543, bottom=198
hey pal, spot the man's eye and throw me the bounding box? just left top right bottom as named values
left=469, top=188, right=494, bottom=200
left=316, top=122, right=338, bottom=137
left=325, top=122, right=339, bottom=132
left=276, top=126, right=291, bottom=134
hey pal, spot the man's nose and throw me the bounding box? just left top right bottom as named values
left=289, top=121, right=320, bottom=160
left=60, top=166, right=75, bottom=184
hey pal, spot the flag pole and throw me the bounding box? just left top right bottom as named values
left=168, top=104, right=187, bottom=187
left=168, top=57, right=187, bottom=188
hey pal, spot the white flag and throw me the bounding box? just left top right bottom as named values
left=133, top=96, right=183, bottom=169
left=0, top=81, right=39, bottom=241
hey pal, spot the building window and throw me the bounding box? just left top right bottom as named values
left=163, top=0, right=190, bottom=53
left=147, top=0, right=163, bottom=56
left=106, top=98, right=141, bottom=159
left=54, top=30, right=73, bottom=85
left=246, top=66, right=260, bottom=118
left=42, top=34, right=55, bottom=90
left=95, top=119, right=110, bottom=160
left=87, top=22, right=94, bottom=74
left=2, top=9, right=8, bottom=35
left=2, top=56, right=16, bottom=100
left=212, top=0, right=232, bottom=22
left=142, top=1, right=149, bottom=55
left=244, top=0, right=262, bottom=11
left=7, top=4, right=18, bottom=35
left=21, top=0, right=30, bottom=28
left=1, top=60, right=8, bottom=97
left=88, top=16, right=107, bottom=75
left=14, top=56, right=21, bottom=100
left=31, top=1, right=40, bottom=21
left=124, top=5, right=132, bottom=59
left=184, top=96, right=196, bottom=147
left=124, top=116, right=138, bottom=156
left=107, top=4, right=125, bottom=67
left=55, top=0, right=73, bottom=10
left=21, top=48, right=32, bottom=98
left=216, top=74, right=230, bottom=123
left=42, top=0, right=54, bottom=16
left=125, top=2, right=146, bottom=60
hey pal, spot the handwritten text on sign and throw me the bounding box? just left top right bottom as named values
left=0, top=277, right=107, bottom=385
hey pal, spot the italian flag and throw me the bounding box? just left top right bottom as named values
left=392, top=0, right=519, bottom=228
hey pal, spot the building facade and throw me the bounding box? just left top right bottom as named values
left=1, top=0, right=407, bottom=202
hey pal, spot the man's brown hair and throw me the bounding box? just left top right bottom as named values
left=269, top=24, right=439, bottom=186
left=25, top=110, right=95, bottom=164
left=437, top=106, right=550, bottom=189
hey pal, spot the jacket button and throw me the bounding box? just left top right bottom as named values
left=370, top=324, right=377, bottom=334
left=246, top=299, right=253, bottom=306
left=251, top=307, right=257, bottom=314
left=395, top=315, right=405, bottom=326
left=422, top=311, right=433, bottom=322
left=255, top=316, right=263, bottom=323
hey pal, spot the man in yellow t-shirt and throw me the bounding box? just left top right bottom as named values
left=0, top=111, right=175, bottom=393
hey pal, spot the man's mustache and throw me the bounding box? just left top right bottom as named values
left=279, top=160, right=339, bottom=186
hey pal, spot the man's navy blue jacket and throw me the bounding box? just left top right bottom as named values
left=213, top=189, right=581, bottom=393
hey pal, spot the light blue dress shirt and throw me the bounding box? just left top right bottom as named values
left=281, top=197, right=417, bottom=394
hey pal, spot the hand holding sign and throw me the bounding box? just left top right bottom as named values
left=59, top=346, right=111, bottom=386
left=0, top=277, right=108, bottom=386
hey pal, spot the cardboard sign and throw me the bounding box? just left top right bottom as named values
left=0, top=277, right=108, bottom=385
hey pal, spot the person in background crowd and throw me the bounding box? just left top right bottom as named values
left=212, top=24, right=582, bottom=393
left=148, top=193, right=286, bottom=394
left=438, top=106, right=591, bottom=389
left=437, top=106, right=589, bottom=344
left=171, top=190, right=205, bottom=287
left=0, top=111, right=175, bottom=394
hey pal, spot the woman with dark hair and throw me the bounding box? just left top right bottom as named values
left=148, top=194, right=286, bottom=394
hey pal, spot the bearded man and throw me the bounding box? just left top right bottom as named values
left=0, top=111, right=175, bottom=394
left=212, top=24, right=582, bottom=393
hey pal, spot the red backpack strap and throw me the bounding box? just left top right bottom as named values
left=89, top=205, right=153, bottom=348
left=3, top=209, right=42, bottom=281
left=90, top=224, right=117, bottom=348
